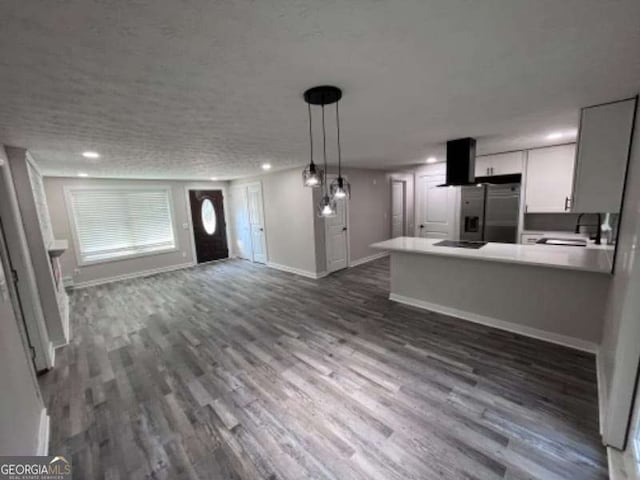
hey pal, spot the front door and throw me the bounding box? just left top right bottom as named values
left=418, top=175, right=458, bottom=239
left=189, top=190, right=229, bottom=263
left=247, top=184, right=267, bottom=264
left=325, top=197, right=348, bottom=273
left=391, top=180, right=405, bottom=237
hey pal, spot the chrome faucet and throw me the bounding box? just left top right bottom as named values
left=575, top=213, right=602, bottom=245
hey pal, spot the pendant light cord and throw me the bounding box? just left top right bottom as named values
left=308, top=103, right=314, bottom=166
left=336, top=100, right=342, bottom=178
left=322, top=103, right=328, bottom=193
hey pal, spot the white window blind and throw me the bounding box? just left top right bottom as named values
left=67, top=187, right=176, bottom=264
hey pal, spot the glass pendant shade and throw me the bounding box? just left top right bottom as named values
left=302, top=162, right=323, bottom=188
left=330, top=176, right=351, bottom=200
left=317, top=194, right=337, bottom=217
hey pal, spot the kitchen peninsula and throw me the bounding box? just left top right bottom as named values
left=372, top=236, right=613, bottom=351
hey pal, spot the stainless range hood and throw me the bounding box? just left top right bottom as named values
left=439, top=137, right=477, bottom=187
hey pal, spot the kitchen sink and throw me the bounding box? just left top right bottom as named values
left=535, top=237, right=587, bottom=247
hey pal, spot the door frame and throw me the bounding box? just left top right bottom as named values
left=324, top=174, right=351, bottom=272
left=390, top=179, right=407, bottom=237
left=227, top=181, right=269, bottom=264
left=184, top=183, right=232, bottom=266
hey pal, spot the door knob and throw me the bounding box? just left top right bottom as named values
left=419, top=225, right=424, bottom=229
left=342, top=227, right=347, bottom=232
left=259, top=228, right=264, bottom=231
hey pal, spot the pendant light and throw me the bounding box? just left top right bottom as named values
left=317, top=102, right=336, bottom=217
left=302, top=86, right=343, bottom=217
left=329, top=100, right=351, bottom=200
left=302, top=103, right=323, bottom=187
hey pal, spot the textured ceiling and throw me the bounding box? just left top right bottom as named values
left=0, top=0, right=639, bottom=180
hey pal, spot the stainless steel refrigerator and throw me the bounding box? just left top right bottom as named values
left=460, top=183, right=520, bottom=243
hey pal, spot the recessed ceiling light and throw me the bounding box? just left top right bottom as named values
left=78, top=172, right=89, bottom=177
left=426, top=157, right=438, bottom=164
left=82, top=151, right=100, bottom=159
left=210, top=177, right=218, bottom=181
left=262, top=163, right=272, bottom=171
left=545, top=132, right=563, bottom=140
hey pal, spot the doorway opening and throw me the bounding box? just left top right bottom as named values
left=324, top=177, right=349, bottom=274
left=188, top=190, right=229, bottom=263
left=391, top=180, right=406, bottom=237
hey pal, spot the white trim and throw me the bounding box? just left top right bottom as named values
left=597, top=350, right=607, bottom=435
left=389, top=293, right=598, bottom=353
left=36, top=408, right=50, bottom=456
left=25, top=152, right=45, bottom=177
left=73, top=262, right=193, bottom=289
left=267, top=262, right=327, bottom=279
left=63, top=184, right=179, bottom=266
left=48, top=341, right=56, bottom=366
left=349, top=251, right=389, bottom=267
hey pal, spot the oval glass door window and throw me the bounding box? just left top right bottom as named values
left=201, top=198, right=217, bottom=235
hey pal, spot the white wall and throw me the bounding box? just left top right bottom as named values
left=341, top=168, right=392, bottom=263
left=44, top=176, right=230, bottom=287
left=232, top=168, right=319, bottom=275
left=231, top=167, right=392, bottom=275
left=599, top=96, right=640, bottom=449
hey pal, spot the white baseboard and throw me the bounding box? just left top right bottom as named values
left=62, top=276, right=74, bottom=289
left=47, top=341, right=56, bottom=369
left=267, top=262, right=326, bottom=280
left=349, top=251, right=389, bottom=267
left=73, top=262, right=194, bottom=289
left=596, top=351, right=607, bottom=436
left=389, top=293, right=598, bottom=353
left=36, top=408, right=50, bottom=456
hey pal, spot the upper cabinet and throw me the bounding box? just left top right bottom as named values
left=525, top=144, right=576, bottom=213
left=475, top=151, right=523, bottom=177
left=572, top=98, right=637, bottom=213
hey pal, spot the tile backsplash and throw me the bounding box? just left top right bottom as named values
left=524, top=213, right=583, bottom=232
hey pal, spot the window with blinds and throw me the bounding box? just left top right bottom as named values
left=66, top=187, right=177, bottom=264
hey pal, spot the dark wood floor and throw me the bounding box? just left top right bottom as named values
left=40, top=257, right=608, bottom=479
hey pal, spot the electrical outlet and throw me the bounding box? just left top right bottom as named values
left=182, top=223, right=189, bottom=229
left=182, top=251, right=187, bottom=258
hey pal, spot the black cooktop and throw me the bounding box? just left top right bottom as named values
left=434, top=240, right=487, bottom=249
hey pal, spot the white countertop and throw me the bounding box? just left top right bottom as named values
left=371, top=237, right=614, bottom=274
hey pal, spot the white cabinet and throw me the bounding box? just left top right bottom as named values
left=475, top=151, right=523, bottom=177
left=572, top=98, right=636, bottom=213
left=525, top=144, right=576, bottom=213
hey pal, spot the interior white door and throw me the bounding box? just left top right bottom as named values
left=391, top=181, right=405, bottom=238
left=325, top=198, right=348, bottom=273
left=230, top=186, right=252, bottom=260
left=418, top=175, right=457, bottom=239
left=247, top=183, right=267, bottom=264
